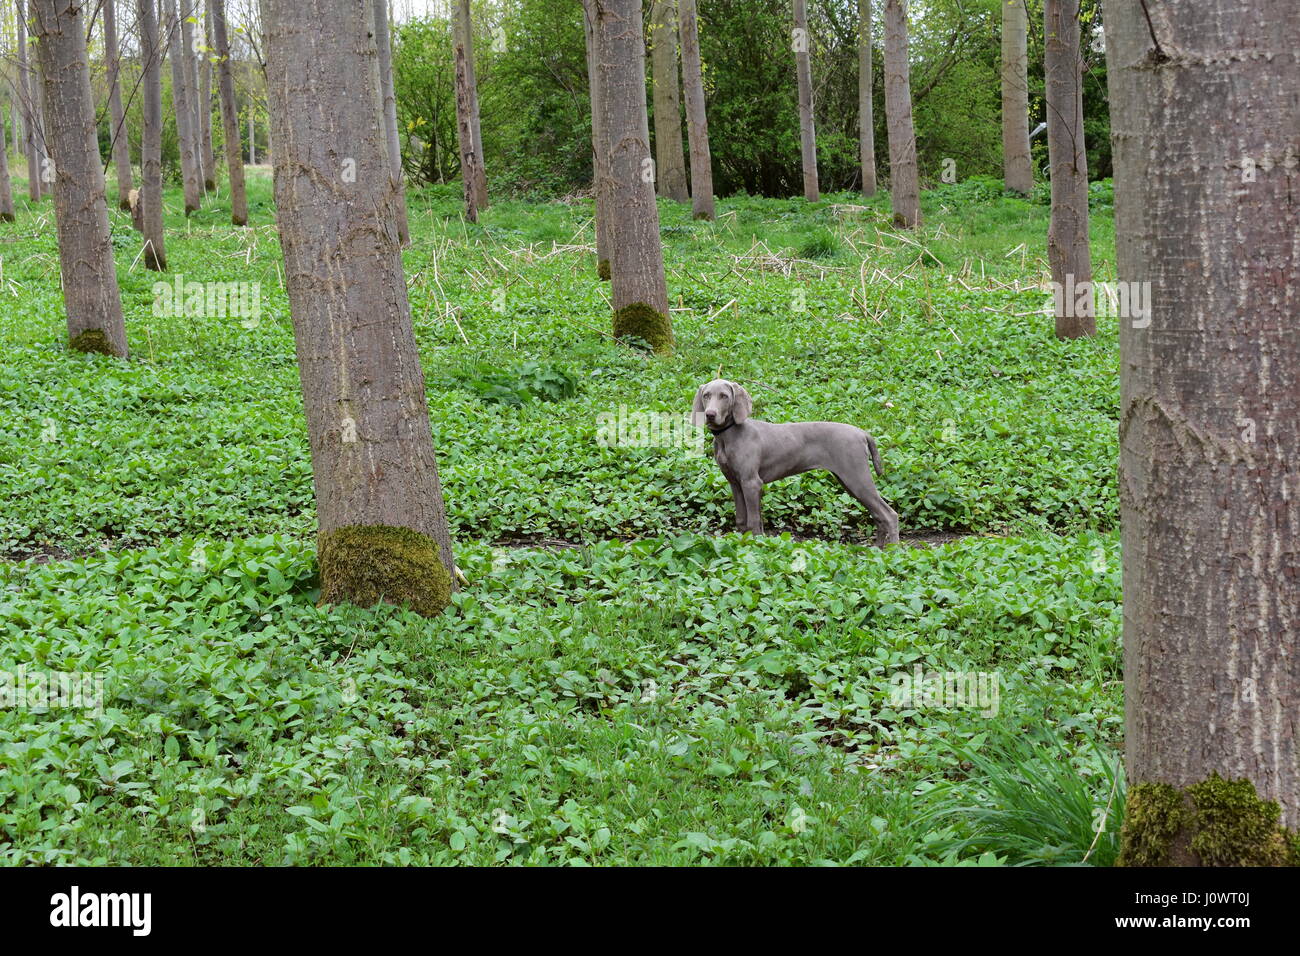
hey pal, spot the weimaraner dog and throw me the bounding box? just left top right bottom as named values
left=691, top=379, right=900, bottom=545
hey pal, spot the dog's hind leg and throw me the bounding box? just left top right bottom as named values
left=834, top=468, right=900, bottom=546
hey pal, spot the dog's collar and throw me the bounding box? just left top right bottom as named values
left=708, top=421, right=737, bottom=437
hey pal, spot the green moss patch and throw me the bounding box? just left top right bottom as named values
left=613, top=301, right=674, bottom=355
left=68, top=329, right=118, bottom=357
left=1119, top=773, right=1297, bottom=867
left=317, top=524, right=451, bottom=617
left=597, top=258, right=611, bottom=281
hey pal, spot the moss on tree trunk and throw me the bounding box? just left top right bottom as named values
left=613, top=302, right=673, bottom=355
left=317, top=525, right=451, bottom=618
left=1118, top=773, right=1300, bottom=867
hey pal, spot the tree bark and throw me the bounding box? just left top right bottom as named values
left=883, top=0, right=919, bottom=227
left=210, top=0, right=247, bottom=224
left=261, top=0, right=457, bottom=616
left=1045, top=0, right=1092, bottom=337
left=582, top=0, right=613, bottom=273
left=1106, top=0, right=1300, bottom=863
left=677, top=0, right=713, bottom=220
left=138, top=0, right=166, bottom=268
left=858, top=0, right=876, bottom=197
left=0, top=93, right=14, bottom=220
left=373, top=0, right=409, bottom=244
left=793, top=0, right=818, bottom=202
left=649, top=0, right=688, bottom=202
left=1001, top=0, right=1032, bottom=194
left=168, top=0, right=202, bottom=214
left=103, top=0, right=133, bottom=210
left=596, top=0, right=672, bottom=353
left=30, top=0, right=128, bottom=358
left=451, top=0, right=486, bottom=222
left=198, top=1, right=216, bottom=190
left=17, top=2, right=42, bottom=201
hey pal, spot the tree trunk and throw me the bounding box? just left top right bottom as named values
left=858, top=0, right=877, bottom=197
left=138, top=0, right=167, bottom=268
left=883, top=0, right=919, bottom=227
left=103, top=0, right=133, bottom=210
left=677, top=0, right=713, bottom=220
left=248, top=107, right=255, bottom=164
left=168, top=0, right=202, bottom=214
left=596, top=0, right=672, bottom=353
left=649, top=0, right=688, bottom=202
left=30, top=0, right=128, bottom=358
left=210, top=0, right=247, bottom=224
left=261, top=0, right=457, bottom=616
left=1001, top=0, right=1032, bottom=194
left=1107, top=0, right=1300, bottom=866
left=33, top=55, right=50, bottom=194
left=464, top=2, right=487, bottom=208
left=198, top=1, right=216, bottom=190
left=1045, top=0, right=1092, bottom=338
left=0, top=96, right=14, bottom=220
left=373, top=0, right=409, bottom=244
left=451, top=0, right=486, bottom=222
left=582, top=0, right=613, bottom=273
left=17, top=3, right=42, bottom=201
left=793, top=0, right=818, bottom=202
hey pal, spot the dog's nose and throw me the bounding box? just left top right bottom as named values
left=705, top=410, right=717, bottom=420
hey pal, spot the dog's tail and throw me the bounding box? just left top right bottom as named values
left=866, top=433, right=883, bottom=476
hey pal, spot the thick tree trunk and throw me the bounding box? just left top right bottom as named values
left=17, top=3, right=42, bottom=201
left=882, top=0, right=919, bottom=227
left=210, top=0, right=247, bottom=224
left=649, top=0, right=688, bottom=202
left=793, top=0, right=818, bottom=202
left=1045, top=0, right=1092, bottom=337
left=103, top=0, right=133, bottom=210
left=1107, top=0, right=1300, bottom=865
left=451, top=0, right=486, bottom=222
left=198, top=1, right=216, bottom=190
left=138, top=0, right=166, bottom=268
left=30, top=0, right=128, bottom=358
left=261, top=0, right=457, bottom=616
left=582, top=0, right=613, bottom=273
left=1001, top=0, right=1032, bottom=194
left=168, top=0, right=202, bottom=214
left=858, top=0, right=876, bottom=197
left=0, top=97, right=14, bottom=220
left=373, top=0, right=409, bottom=244
left=677, top=0, right=713, bottom=220
left=596, top=0, right=672, bottom=353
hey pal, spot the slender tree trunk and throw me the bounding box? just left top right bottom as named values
left=1107, top=0, right=1300, bottom=864
left=463, top=1, right=487, bottom=208
left=248, top=107, right=255, bottom=164
left=103, top=0, right=133, bottom=210
left=210, top=0, right=246, bottom=224
left=138, top=0, right=166, bottom=268
left=373, top=0, right=409, bottom=244
left=677, top=0, right=713, bottom=220
left=1045, top=0, right=1092, bottom=338
left=858, top=0, right=876, bottom=197
left=33, top=56, right=49, bottom=194
left=596, top=0, right=672, bottom=353
left=793, top=0, right=818, bottom=201
left=183, top=2, right=207, bottom=191
left=582, top=0, right=613, bottom=273
left=649, top=0, right=688, bottom=202
left=261, top=0, right=457, bottom=615
left=1001, top=0, right=1032, bottom=194
left=451, top=0, right=486, bottom=222
left=17, top=3, right=42, bottom=201
left=883, top=0, right=919, bottom=227
left=30, top=0, right=128, bottom=358
left=168, top=0, right=202, bottom=214
left=198, top=1, right=216, bottom=190
left=0, top=98, right=14, bottom=220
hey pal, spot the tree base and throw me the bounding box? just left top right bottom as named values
left=1118, top=773, right=1300, bottom=867
left=613, top=302, right=673, bottom=355
left=597, top=259, right=611, bottom=281
left=317, top=524, right=451, bottom=617
left=68, top=329, right=121, bottom=357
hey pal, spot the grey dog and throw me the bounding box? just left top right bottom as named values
left=691, top=379, right=900, bottom=544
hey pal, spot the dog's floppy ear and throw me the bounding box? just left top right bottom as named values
left=690, top=384, right=709, bottom=426
left=728, top=381, right=752, bottom=424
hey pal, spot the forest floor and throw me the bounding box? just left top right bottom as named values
left=1, top=168, right=1124, bottom=864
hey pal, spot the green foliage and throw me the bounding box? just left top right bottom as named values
left=449, top=360, right=580, bottom=406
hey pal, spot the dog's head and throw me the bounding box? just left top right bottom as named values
left=691, top=379, right=752, bottom=430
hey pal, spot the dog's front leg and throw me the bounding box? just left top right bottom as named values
left=727, top=476, right=748, bottom=532
left=741, top=478, right=764, bottom=535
